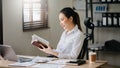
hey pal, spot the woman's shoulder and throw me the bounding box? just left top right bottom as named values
left=76, top=30, right=84, bottom=36
left=75, top=30, right=85, bottom=39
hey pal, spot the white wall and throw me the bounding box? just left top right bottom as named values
left=2, top=0, right=74, bottom=56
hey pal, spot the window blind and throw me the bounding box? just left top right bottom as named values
left=23, top=0, right=48, bottom=31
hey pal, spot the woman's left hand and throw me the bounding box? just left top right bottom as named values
left=38, top=44, right=59, bottom=57
left=38, top=45, right=53, bottom=54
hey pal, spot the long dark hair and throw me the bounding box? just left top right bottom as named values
left=60, top=7, right=82, bottom=31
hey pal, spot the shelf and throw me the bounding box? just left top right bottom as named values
left=87, top=2, right=120, bottom=4
left=95, top=26, right=120, bottom=28
left=86, top=0, right=120, bottom=28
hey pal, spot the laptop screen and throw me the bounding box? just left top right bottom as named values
left=0, top=45, right=18, bottom=61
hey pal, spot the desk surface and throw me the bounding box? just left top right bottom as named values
left=0, top=55, right=107, bottom=68
left=0, top=60, right=107, bottom=68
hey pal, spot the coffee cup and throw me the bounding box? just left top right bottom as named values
left=89, top=51, right=96, bottom=63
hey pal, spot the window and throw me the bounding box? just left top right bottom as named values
left=23, top=0, right=48, bottom=31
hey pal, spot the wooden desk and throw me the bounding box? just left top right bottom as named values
left=0, top=59, right=107, bottom=68
left=64, top=60, right=107, bottom=68
left=0, top=55, right=107, bottom=68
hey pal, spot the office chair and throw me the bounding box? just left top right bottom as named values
left=77, top=37, right=89, bottom=59
left=84, top=17, right=94, bottom=43
left=77, top=17, right=94, bottom=60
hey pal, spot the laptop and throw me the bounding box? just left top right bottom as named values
left=0, top=45, right=18, bottom=61
left=0, top=45, right=32, bottom=62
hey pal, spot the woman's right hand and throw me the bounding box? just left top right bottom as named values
left=32, top=41, right=44, bottom=49
left=32, top=40, right=53, bottom=49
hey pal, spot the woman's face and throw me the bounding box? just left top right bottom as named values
left=59, top=13, right=72, bottom=30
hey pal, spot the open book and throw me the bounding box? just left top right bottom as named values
left=31, top=34, right=49, bottom=49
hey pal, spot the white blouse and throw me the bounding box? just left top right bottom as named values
left=55, top=25, right=85, bottom=59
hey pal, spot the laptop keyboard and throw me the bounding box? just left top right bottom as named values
left=18, top=57, right=33, bottom=62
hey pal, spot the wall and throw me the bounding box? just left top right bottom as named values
left=0, top=0, right=3, bottom=44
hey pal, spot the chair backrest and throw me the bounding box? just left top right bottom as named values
left=77, top=37, right=88, bottom=59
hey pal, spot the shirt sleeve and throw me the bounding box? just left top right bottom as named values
left=55, top=32, right=65, bottom=53
left=57, top=34, right=85, bottom=59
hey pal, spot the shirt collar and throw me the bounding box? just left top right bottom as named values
left=65, top=25, right=78, bottom=35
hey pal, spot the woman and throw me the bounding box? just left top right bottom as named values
left=36, top=7, right=84, bottom=59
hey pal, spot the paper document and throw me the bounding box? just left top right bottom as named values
left=32, top=64, right=65, bottom=68
left=31, top=56, right=57, bottom=63
left=31, top=34, right=49, bottom=46
left=0, top=56, right=4, bottom=60
left=47, top=59, right=75, bottom=65
left=9, top=62, right=36, bottom=67
left=9, top=56, right=57, bottom=67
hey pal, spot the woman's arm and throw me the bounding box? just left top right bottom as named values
left=38, top=44, right=59, bottom=57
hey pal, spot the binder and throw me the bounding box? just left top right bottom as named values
left=113, top=13, right=118, bottom=26
left=117, top=13, right=119, bottom=26
left=108, top=13, right=112, bottom=26
left=107, top=0, right=112, bottom=2
left=113, top=0, right=118, bottom=2
left=100, top=0, right=107, bottom=2
left=102, top=13, right=107, bottom=26
left=119, top=13, right=120, bottom=26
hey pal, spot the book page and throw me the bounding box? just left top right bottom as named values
left=31, top=34, right=49, bottom=46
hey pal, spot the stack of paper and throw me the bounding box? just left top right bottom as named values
left=9, top=62, right=36, bottom=67
left=8, top=56, right=57, bottom=67
left=47, top=59, right=75, bottom=65
left=31, top=56, right=57, bottom=63
left=47, top=59, right=85, bottom=66
left=32, top=63, right=65, bottom=68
